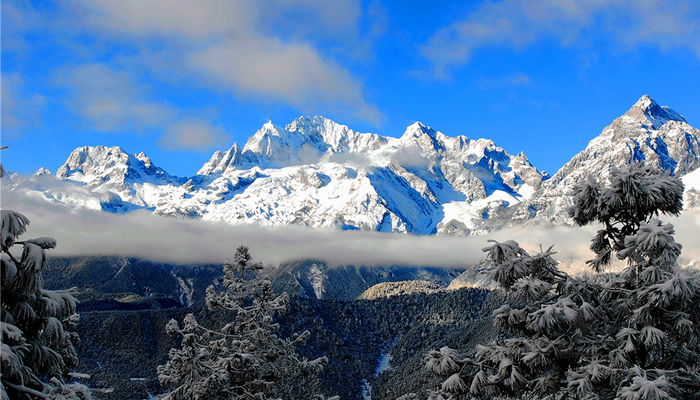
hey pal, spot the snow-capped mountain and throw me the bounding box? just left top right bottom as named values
left=16, top=146, right=187, bottom=213
left=4, top=96, right=698, bottom=235
left=4, top=117, right=546, bottom=235
left=510, top=95, right=700, bottom=227
left=187, top=118, right=546, bottom=234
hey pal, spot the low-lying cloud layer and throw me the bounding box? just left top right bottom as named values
left=4, top=190, right=699, bottom=269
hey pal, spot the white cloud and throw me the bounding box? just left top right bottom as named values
left=5, top=187, right=699, bottom=269
left=390, top=145, right=432, bottom=168
left=1, top=1, right=50, bottom=54
left=1, top=73, right=46, bottom=138
left=75, top=0, right=256, bottom=39
left=75, top=0, right=364, bottom=44
left=159, top=118, right=230, bottom=152
left=188, top=36, right=382, bottom=123
left=476, top=72, right=534, bottom=90
left=1, top=74, right=21, bottom=130
left=70, top=0, right=382, bottom=124
left=422, top=0, right=700, bottom=78
left=0, top=188, right=553, bottom=266
left=56, top=63, right=174, bottom=133
left=55, top=63, right=230, bottom=150
left=259, top=0, right=363, bottom=43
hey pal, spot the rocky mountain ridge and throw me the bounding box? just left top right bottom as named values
left=4, top=96, right=699, bottom=235
left=511, top=95, right=700, bottom=227
left=6, top=117, right=548, bottom=235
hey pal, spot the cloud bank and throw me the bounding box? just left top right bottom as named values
left=422, top=0, right=700, bottom=78
left=67, top=0, right=381, bottom=124
left=4, top=189, right=699, bottom=269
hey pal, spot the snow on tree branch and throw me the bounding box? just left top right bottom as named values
left=419, top=165, right=700, bottom=400
left=1, top=209, right=91, bottom=400
left=157, top=246, right=332, bottom=400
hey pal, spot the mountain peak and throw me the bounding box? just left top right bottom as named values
left=197, top=144, right=242, bottom=175
left=260, top=121, right=282, bottom=135
left=55, top=145, right=180, bottom=189
left=33, top=167, right=52, bottom=177
left=624, top=95, right=686, bottom=129
left=287, top=115, right=332, bottom=127
left=286, top=116, right=353, bottom=149
left=134, top=151, right=153, bottom=168
left=633, top=94, right=656, bottom=109
left=401, top=121, right=441, bottom=149
left=285, top=115, right=338, bottom=136
left=404, top=121, right=436, bottom=137
left=57, top=146, right=128, bottom=177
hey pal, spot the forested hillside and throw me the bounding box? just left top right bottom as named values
left=68, top=286, right=498, bottom=399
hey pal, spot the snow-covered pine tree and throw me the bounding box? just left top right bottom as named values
left=157, top=245, right=330, bottom=400
left=422, top=164, right=700, bottom=399
left=1, top=210, right=91, bottom=400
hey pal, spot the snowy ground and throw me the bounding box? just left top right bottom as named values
left=361, top=342, right=395, bottom=400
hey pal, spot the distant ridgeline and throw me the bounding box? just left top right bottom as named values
left=43, top=256, right=499, bottom=400
left=7, top=95, right=700, bottom=235
left=43, top=256, right=466, bottom=307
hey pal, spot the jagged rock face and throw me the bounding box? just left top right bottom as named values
left=6, top=97, right=698, bottom=234
left=622, top=94, right=686, bottom=129
left=51, top=146, right=185, bottom=211
left=10, top=117, right=545, bottom=235
left=56, top=146, right=179, bottom=187
left=196, top=144, right=242, bottom=175
left=510, top=95, right=700, bottom=227
left=192, top=119, right=545, bottom=234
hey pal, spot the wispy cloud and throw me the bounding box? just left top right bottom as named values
left=1, top=74, right=23, bottom=131
left=5, top=188, right=699, bottom=269
left=55, top=63, right=174, bottom=133
left=188, top=37, right=382, bottom=124
left=1, top=73, right=46, bottom=138
left=476, top=72, right=534, bottom=90
left=260, top=0, right=363, bottom=43
left=422, top=0, right=700, bottom=78
left=53, top=63, right=231, bottom=152
left=65, top=0, right=383, bottom=124
left=159, top=118, right=230, bottom=152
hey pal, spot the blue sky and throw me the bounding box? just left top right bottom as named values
left=2, top=0, right=700, bottom=178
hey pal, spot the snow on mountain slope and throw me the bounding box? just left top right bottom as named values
left=5, top=97, right=697, bottom=235
left=3, top=146, right=190, bottom=213
left=57, top=146, right=183, bottom=188
left=5, top=117, right=545, bottom=235
left=197, top=117, right=389, bottom=174
left=191, top=118, right=547, bottom=234
left=510, top=95, right=700, bottom=227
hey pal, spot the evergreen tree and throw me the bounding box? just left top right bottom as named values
left=423, top=164, right=700, bottom=399
left=1, top=210, right=91, bottom=400
left=157, top=246, right=330, bottom=400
